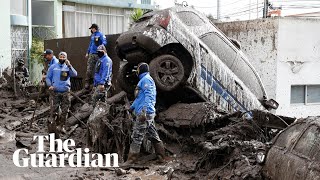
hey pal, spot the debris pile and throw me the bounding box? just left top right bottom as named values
left=0, top=84, right=280, bottom=179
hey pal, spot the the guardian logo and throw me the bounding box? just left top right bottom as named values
left=13, top=133, right=119, bottom=168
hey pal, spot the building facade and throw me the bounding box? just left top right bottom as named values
left=216, top=18, right=320, bottom=118
left=32, top=0, right=156, bottom=38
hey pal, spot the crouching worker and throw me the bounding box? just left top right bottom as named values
left=123, top=63, right=165, bottom=166
left=46, top=52, right=77, bottom=136
left=92, top=45, right=112, bottom=106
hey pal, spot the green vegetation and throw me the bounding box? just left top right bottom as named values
left=30, top=38, right=44, bottom=64
left=130, top=8, right=145, bottom=22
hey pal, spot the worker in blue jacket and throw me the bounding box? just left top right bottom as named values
left=123, top=63, right=166, bottom=166
left=85, top=23, right=107, bottom=90
left=92, top=45, right=112, bottom=106
left=42, top=49, right=59, bottom=82
left=46, top=52, right=77, bottom=136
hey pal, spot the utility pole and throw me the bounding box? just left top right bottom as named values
left=263, top=0, right=268, bottom=18
left=217, top=0, right=220, bottom=20
left=249, top=0, right=251, bottom=20
left=257, top=0, right=259, bottom=18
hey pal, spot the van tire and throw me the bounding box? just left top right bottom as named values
left=149, top=55, right=185, bottom=91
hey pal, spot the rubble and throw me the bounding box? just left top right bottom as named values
left=0, top=82, right=292, bottom=179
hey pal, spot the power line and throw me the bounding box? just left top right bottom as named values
left=193, top=0, right=247, bottom=9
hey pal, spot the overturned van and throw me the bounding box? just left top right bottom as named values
left=116, top=6, right=278, bottom=116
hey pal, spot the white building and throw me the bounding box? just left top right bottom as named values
left=216, top=18, right=320, bottom=118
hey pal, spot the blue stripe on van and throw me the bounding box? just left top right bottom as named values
left=200, top=64, right=252, bottom=117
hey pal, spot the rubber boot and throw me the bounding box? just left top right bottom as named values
left=122, top=143, right=140, bottom=166
left=153, top=141, right=166, bottom=163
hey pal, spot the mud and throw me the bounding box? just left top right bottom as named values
left=0, top=83, right=279, bottom=179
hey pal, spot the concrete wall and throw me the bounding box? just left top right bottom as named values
left=276, top=18, right=320, bottom=117
left=216, top=18, right=320, bottom=118
left=216, top=19, right=279, bottom=100
left=0, top=0, right=12, bottom=72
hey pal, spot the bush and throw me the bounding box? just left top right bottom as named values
left=130, top=8, right=144, bottom=22
left=30, top=38, right=44, bottom=64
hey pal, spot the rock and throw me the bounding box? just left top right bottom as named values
left=115, top=168, right=127, bottom=176
left=0, top=127, right=15, bottom=144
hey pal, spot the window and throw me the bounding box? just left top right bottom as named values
left=291, top=85, right=320, bottom=104
left=293, top=125, right=320, bottom=158
left=274, top=124, right=305, bottom=149
left=200, top=32, right=264, bottom=98
left=63, top=3, right=127, bottom=38
left=141, top=0, right=151, bottom=4
left=307, top=85, right=320, bottom=103
left=176, top=11, right=205, bottom=26
left=10, top=0, right=27, bottom=16
left=200, top=33, right=237, bottom=68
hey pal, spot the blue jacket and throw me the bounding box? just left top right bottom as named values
left=87, top=31, right=107, bottom=54
left=93, top=55, right=112, bottom=86
left=46, top=63, right=78, bottom=93
left=130, top=72, right=156, bottom=115
left=48, top=56, right=59, bottom=68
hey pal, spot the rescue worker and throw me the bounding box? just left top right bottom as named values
left=123, top=63, right=165, bottom=166
left=92, top=45, right=112, bottom=106
left=15, top=59, right=29, bottom=83
left=85, top=23, right=107, bottom=90
left=42, top=49, right=59, bottom=81
left=46, top=52, right=77, bottom=136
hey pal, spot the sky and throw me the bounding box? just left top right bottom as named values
left=154, top=0, right=320, bottom=21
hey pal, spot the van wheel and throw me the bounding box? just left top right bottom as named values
left=149, top=55, right=185, bottom=91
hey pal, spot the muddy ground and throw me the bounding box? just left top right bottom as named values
left=0, top=85, right=277, bottom=180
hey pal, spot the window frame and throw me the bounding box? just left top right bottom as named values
left=176, top=11, right=206, bottom=26
left=291, top=85, right=320, bottom=105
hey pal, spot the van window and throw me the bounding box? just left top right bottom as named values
left=293, top=125, right=320, bottom=158
left=177, top=11, right=205, bottom=26
left=200, top=32, right=237, bottom=68
left=232, top=57, right=264, bottom=98
left=274, top=124, right=305, bottom=149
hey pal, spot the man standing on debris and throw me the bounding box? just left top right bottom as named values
left=15, top=59, right=29, bottom=83
left=92, top=45, right=112, bottom=106
left=46, top=52, right=77, bottom=135
left=42, top=49, right=59, bottom=81
left=85, top=24, right=107, bottom=90
left=123, top=63, right=166, bottom=166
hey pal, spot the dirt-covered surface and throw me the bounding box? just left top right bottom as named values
left=0, top=85, right=279, bottom=180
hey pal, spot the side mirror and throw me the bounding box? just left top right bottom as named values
left=265, top=99, right=279, bottom=110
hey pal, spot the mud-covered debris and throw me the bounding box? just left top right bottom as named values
left=115, top=168, right=127, bottom=176
left=158, top=102, right=221, bottom=128
left=0, top=127, right=15, bottom=144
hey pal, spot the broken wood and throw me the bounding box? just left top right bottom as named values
left=70, top=91, right=86, bottom=104
left=67, top=103, right=93, bottom=126
left=106, top=91, right=127, bottom=104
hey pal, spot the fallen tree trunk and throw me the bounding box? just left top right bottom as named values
left=106, top=91, right=127, bottom=104
left=67, top=103, right=93, bottom=126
